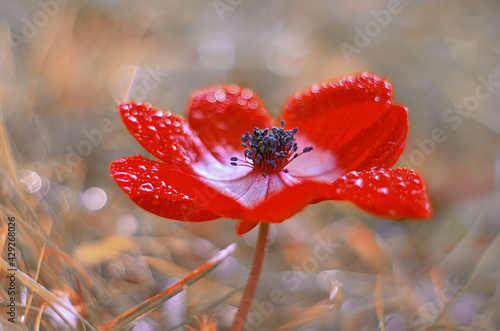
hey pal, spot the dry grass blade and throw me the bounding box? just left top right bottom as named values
left=23, top=244, right=46, bottom=323
left=0, top=259, right=97, bottom=330
left=374, top=275, right=385, bottom=331
left=168, top=285, right=244, bottom=331
left=276, top=300, right=335, bottom=331
left=101, top=243, right=237, bottom=331
left=144, top=255, right=241, bottom=307
left=0, top=121, right=19, bottom=186
left=34, top=305, right=45, bottom=331
left=431, top=231, right=500, bottom=327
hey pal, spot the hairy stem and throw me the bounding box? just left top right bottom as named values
left=231, top=223, right=270, bottom=331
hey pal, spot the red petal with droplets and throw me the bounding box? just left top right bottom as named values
left=318, top=168, right=432, bottom=219
left=280, top=71, right=408, bottom=173
left=118, top=102, right=206, bottom=168
left=187, top=85, right=276, bottom=164
left=110, top=155, right=229, bottom=222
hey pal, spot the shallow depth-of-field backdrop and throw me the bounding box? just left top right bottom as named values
left=1, top=1, right=500, bottom=330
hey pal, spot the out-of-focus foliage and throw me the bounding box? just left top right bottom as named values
left=1, top=1, right=500, bottom=330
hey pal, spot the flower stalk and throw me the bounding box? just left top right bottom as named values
left=231, top=223, right=270, bottom=331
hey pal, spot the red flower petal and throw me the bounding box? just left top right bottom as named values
left=319, top=168, right=432, bottom=219
left=118, top=102, right=206, bottom=168
left=110, top=155, right=234, bottom=222
left=186, top=85, right=276, bottom=164
left=243, top=179, right=319, bottom=223
left=236, top=221, right=259, bottom=235
left=280, top=71, right=408, bottom=175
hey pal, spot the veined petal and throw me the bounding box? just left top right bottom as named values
left=118, top=101, right=206, bottom=168
left=110, top=155, right=316, bottom=227
left=187, top=84, right=276, bottom=165
left=280, top=71, right=408, bottom=176
left=318, top=168, right=432, bottom=219
left=110, top=155, right=239, bottom=222
left=243, top=180, right=319, bottom=224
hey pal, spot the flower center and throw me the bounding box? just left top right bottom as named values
left=230, top=121, right=312, bottom=177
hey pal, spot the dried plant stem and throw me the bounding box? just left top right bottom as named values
left=231, top=223, right=270, bottom=331
left=102, top=243, right=237, bottom=331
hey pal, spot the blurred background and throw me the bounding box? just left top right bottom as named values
left=1, top=0, right=500, bottom=330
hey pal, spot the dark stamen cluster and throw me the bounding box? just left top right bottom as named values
left=230, top=121, right=313, bottom=177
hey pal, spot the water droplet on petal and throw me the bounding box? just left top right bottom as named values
left=377, top=187, right=389, bottom=194
left=140, top=183, right=154, bottom=192
left=241, top=88, right=253, bottom=99
left=311, top=84, right=321, bottom=93
left=237, top=97, right=247, bottom=106
left=214, top=89, right=226, bottom=101
left=207, top=93, right=216, bottom=103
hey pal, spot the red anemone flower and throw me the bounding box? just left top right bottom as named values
left=110, top=71, right=431, bottom=235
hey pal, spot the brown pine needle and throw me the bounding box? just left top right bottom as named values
left=101, top=243, right=237, bottom=331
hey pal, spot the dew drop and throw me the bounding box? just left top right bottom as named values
left=248, top=99, right=258, bottom=109
left=241, top=88, right=253, bottom=99
left=377, top=187, right=389, bottom=194
left=311, top=84, right=321, bottom=93
left=207, top=94, right=216, bottom=103
left=237, top=97, right=247, bottom=105
left=214, top=89, right=226, bottom=101
left=139, top=183, right=154, bottom=192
